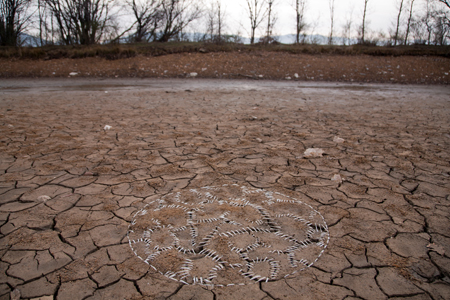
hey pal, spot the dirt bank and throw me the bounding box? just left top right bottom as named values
left=1, top=52, right=449, bottom=84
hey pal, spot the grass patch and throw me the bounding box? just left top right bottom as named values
left=0, top=42, right=449, bottom=60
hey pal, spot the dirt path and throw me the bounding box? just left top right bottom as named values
left=1, top=52, right=450, bottom=84
left=0, top=79, right=449, bottom=299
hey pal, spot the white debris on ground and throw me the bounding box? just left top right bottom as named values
left=427, top=243, right=445, bottom=256
left=10, top=289, right=20, bottom=300
left=104, top=125, right=112, bottom=130
left=189, top=72, right=198, bottom=77
left=294, top=73, right=299, bottom=78
left=304, top=148, right=325, bottom=158
left=69, top=72, right=78, bottom=76
left=331, top=174, right=343, bottom=183
left=256, top=138, right=263, bottom=143
left=285, top=76, right=292, bottom=80
left=37, top=195, right=51, bottom=202
left=333, top=136, right=345, bottom=143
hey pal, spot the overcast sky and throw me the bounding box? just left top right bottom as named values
left=209, top=0, right=411, bottom=38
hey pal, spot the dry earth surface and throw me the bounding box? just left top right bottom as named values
left=1, top=52, right=450, bottom=84
left=0, top=78, right=449, bottom=300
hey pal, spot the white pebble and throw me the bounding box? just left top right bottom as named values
left=304, top=148, right=324, bottom=158
left=38, top=195, right=51, bottom=202
left=333, top=136, right=345, bottom=143
left=331, top=174, right=343, bottom=183
left=104, top=125, right=112, bottom=130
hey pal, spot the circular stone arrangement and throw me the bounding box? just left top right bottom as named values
left=127, top=185, right=329, bottom=287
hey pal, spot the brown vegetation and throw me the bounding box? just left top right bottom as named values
left=1, top=42, right=450, bottom=60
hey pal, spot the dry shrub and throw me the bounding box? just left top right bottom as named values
left=1, top=42, right=449, bottom=61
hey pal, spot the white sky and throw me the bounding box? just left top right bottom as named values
left=206, top=0, right=407, bottom=38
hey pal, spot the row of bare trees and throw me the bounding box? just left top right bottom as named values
left=1, top=0, right=450, bottom=47
left=1, top=0, right=203, bottom=46
left=387, top=0, right=450, bottom=46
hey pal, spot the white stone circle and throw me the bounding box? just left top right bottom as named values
left=127, top=185, right=329, bottom=287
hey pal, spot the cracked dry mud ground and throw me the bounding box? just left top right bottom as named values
left=0, top=78, right=449, bottom=300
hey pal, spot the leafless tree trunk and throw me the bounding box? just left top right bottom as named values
left=404, top=0, right=415, bottom=45
left=359, top=0, right=369, bottom=44
left=342, top=7, right=353, bottom=45
left=245, top=0, right=267, bottom=44
left=206, top=2, right=215, bottom=40
left=157, top=0, right=202, bottom=42
left=0, top=0, right=33, bottom=46
left=294, top=0, right=307, bottom=44
left=206, top=0, right=225, bottom=43
left=216, top=1, right=224, bottom=42
left=37, top=0, right=58, bottom=45
left=265, top=0, right=276, bottom=40
left=328, top=0, right=335, bottom=45
left=393, top=0, right=404, bottom=46
left=423, top=0, right=434, bottom=44
left=38, top=0, right=45, bottom=45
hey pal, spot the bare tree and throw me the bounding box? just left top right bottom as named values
left=294, top=0, right=307, bottom=44
left=432, top=2, right=450, bottom=45
left=0, top=0, right=33, bottom=46
left=404, top=0, right=415, bottom=44
left=328, top=0, right=335, bottom=45
left=342, top=7, right=354, bottom=45
left=157, top=0, right=202, bottom=42
left=215, top=0, right=225, bottom=42
left=307, top=11, right=321, bottom=44
left=245, top=0, right=267, bottom=44
left=437, top=0, right=450, bottom=9
left=206, top=0, right=225, bottom=43
left=44, top=0, right=115, bottom=45
left=206, top=1, right=215, bottom=40
left=393, top=0, right=404, bottom=46
left=127, top=0, right=162, bottom=42
left=433, top=14, right=449, bottom=44
left=265, top=0, right=276, bottom=41
left=411, top=0, right=450, bottom=45
left=359, top=0, right=369, bottom=44
left=37, top=0, right=52, bottom=45
left=436, top=0, right=450, bottom=27
left=423, top=0, right=434, bottom=43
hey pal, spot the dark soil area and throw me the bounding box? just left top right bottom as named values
left=1, top=51, right=450, bottom=84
